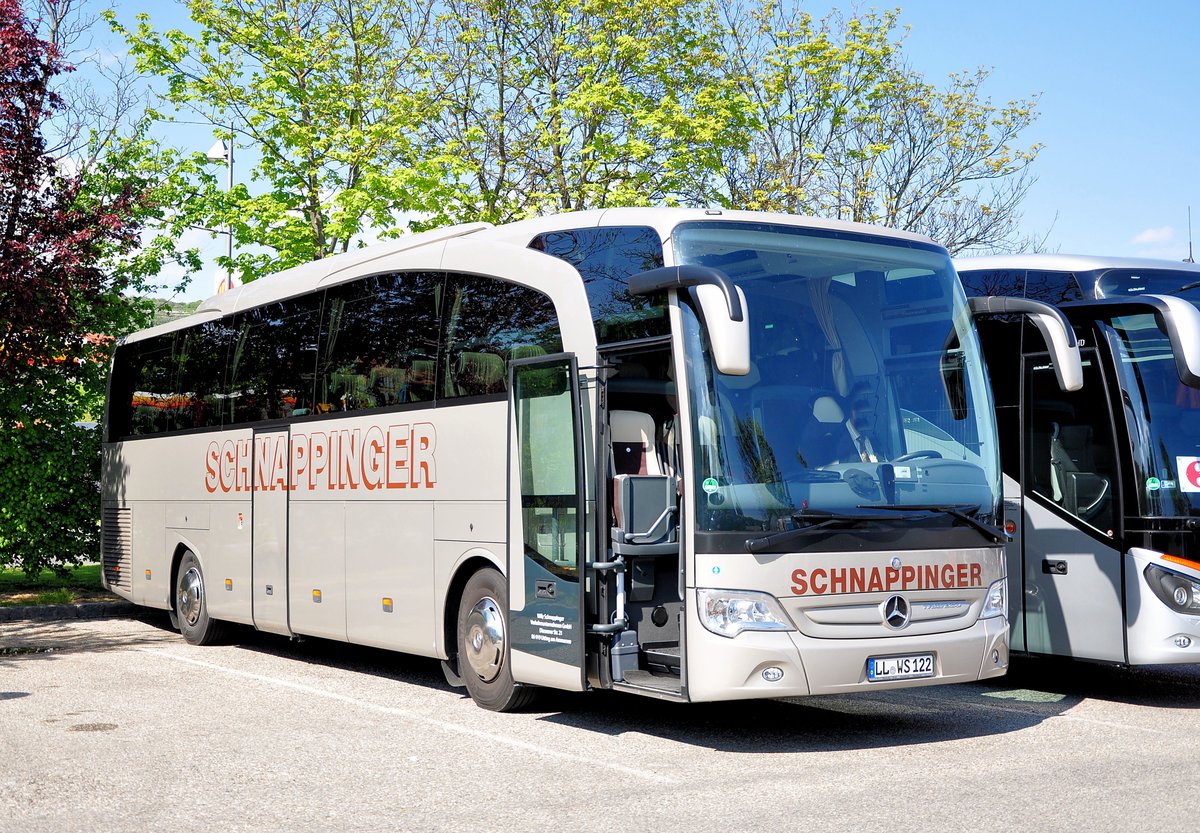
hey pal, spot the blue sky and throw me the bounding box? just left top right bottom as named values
left=93, top=1, right=1200, bottom=299
left=871, top=0, right=1200, bottom=262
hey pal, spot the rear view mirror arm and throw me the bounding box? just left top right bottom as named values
left=628, top=265, right=744, bottom=322
left=969, top=295, right=1083, bottom=392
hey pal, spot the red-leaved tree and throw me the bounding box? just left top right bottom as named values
left=0, top=0, right=146, bottom=574
left=0, top=0, right=140, bottom=393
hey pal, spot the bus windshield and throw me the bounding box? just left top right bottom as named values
left=1105, top=311, right=1200, bottom=517
left=674, top=221, right=1000, bottom=540
left=1096, top=268, right=1200, bottom=298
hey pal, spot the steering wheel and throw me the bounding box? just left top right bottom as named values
left=892, top=450, right=943, bottom=462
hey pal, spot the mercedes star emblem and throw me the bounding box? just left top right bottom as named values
left=883, top=595, right=911, bottom=629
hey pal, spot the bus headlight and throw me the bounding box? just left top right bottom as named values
left=697, top=589, right=794, bottom=638
left=1145, top=564, right=1200, bottom=615
left=980, top=578, right=1007, bottom=620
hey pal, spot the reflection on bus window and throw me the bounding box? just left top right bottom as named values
left=1105, top=314, right=1200, bottom=518
left=674, top=221, right=999, bottom=534
left=531, top=226, right=666, bottom=343
left=1024, top=355, right=1117, bottom=534
left=227, top=297, right=323, bottom=425
left=317, top=272, right=442, bottom=411
left=440, top=275, right=563, bottom=400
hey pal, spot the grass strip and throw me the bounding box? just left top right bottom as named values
left=0, top=563, right=107, bottom=607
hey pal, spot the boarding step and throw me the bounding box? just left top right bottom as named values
left=642, top=643, right=680, bottom=672
left=619, top=669, right=683, bottom=696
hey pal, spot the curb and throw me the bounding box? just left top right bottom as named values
left=0, top=601, right=141, bottom=623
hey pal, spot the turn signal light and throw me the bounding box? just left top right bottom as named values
left=1163, top=554, right=1200, bottom=572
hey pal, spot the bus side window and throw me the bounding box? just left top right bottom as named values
left=530, top=225, right=666, bottom=344
left=123, top=333, right=177, bottom=437
left=958, top=268, right=1024, bottom=298
left=315, top=272, right=443, bottom=413
left=440, top=274, right=563, bottom=401
left=174, top=320, right=230, bottom=430
left=1025, top=270, right=1084, bottom=305
left=227, top=296, right=323, bottom=425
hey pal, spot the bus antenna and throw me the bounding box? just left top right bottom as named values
left=1187, top=206, right=1195, bottom=263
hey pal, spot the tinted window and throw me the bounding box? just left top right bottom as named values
left=226, top=296, right=323, bottom=425
left=110, top=334, right=177, bottom=439
left=530, top=226, right=666, bottom=343
left=1025, top=270, right=1083, bottom=304
left=108, top=271, right=563, bottom=438
left=174, top=320, right=232, bottom=431
left=441, top=274, right=563, bottom=399
left=316, top=272, right=443, bottom=412
left=1096, top=268, right=1200, bottom=298
left=958, top=268, right=1024, bottom=298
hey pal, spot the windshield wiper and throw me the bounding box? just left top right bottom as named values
left=863, top=503, right=1007, bottom=544
left=744, top=509, right=920, bottom=554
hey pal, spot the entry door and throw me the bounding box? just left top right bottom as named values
left=1019, top=351, right=1125, bottom=661
left=252, top=427, right=291, bottom=636
left=506, top=354, right=586, bottom=691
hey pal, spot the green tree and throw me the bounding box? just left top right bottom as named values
left=716, top=0, right=1041, bottom=253
left=837, top=65, right=1042, bottom=253
left=109, top=0, right=456, bottom=283
left=716, top=0, right=900, bottom=215
left=423, top=0, right=748, bottom=223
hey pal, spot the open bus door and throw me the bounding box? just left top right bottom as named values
left=1017, top=349, right=1126, bottom=661
left=505, top=354, right=587, bottom=692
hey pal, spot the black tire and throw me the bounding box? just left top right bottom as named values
left=456, top=568, right=537, bottom=712
left=174, top=550, right=229, bottom=646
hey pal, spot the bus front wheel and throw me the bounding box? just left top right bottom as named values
left=175, top=550, right=228, bottom=646
left=456, top=568, right=536, bottom=712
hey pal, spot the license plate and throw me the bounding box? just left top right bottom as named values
left=867, top=653, right=935, bottom=681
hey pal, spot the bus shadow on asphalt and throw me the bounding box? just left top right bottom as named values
left=983, top=654, right=1200, bottom=710
left=534, top=659, right=1200, bottom=751
left=148, top=622, right=1200, bottom=752
left=531, top=689, right=1061, bottom=752
left=225, top=623, right=455, bottom=692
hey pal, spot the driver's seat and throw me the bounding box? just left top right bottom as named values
left=798, top=395, right=859, bottom=467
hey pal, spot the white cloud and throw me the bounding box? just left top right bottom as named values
left=1133, top=226, right=1175, bottom=245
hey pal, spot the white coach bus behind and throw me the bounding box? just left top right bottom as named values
left=959, top=254, right=1200, bottom=665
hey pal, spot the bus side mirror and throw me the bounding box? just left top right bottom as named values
left=1073, top=294, right=1200, bottom=388
left=629, top=264, right=750, bottom=376
left=969, top=296, right=1083, bottom=392
left=694, top=283, right=750, bottom=375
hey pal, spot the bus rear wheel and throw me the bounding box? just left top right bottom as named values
left=456, top=568, right=536, bottom=712
left=175, top=550, right=228, bottom=646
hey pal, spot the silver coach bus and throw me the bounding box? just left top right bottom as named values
left=959, top=254, right=1200, bottom=664
left=100, top=209, right=1078, bottom=711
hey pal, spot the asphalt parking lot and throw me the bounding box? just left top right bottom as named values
left=2, top=613, right=1197, bottom=833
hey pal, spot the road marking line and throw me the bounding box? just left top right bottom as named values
left=138, top=648, right=672, bottom=783
left=1050, top=713, right=1170, bottom=735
